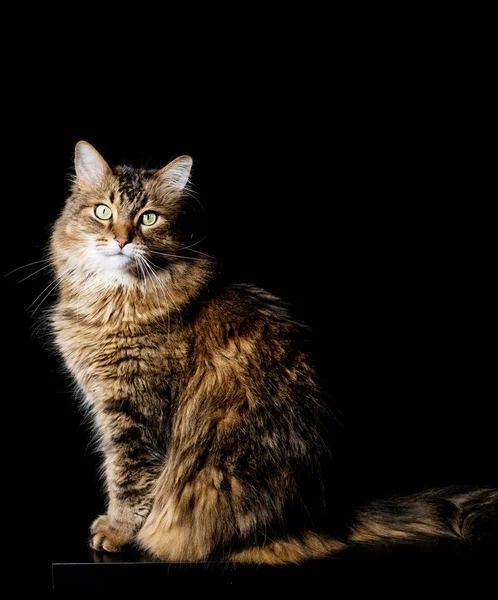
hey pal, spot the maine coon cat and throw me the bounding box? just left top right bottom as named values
left=49, top=141, right=497, bottom=563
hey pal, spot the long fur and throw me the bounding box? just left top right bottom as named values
left=49, top=142, right=497, bottom=563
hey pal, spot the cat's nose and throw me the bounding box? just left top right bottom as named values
left=115, top=236, right=131, bottom=249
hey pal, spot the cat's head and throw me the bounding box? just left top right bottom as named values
left=51, top=141, right=209, bottom=287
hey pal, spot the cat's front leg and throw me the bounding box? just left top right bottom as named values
left=90, top=514, right=132, bottom=553
left=89, top=429, right=161, bottom=553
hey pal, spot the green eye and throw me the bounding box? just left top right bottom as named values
left=141, top=211, right=158, bottom=226
left=95, top=205, right=112, bottom=220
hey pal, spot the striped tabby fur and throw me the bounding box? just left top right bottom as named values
left=49, top=142, right=497, bottom=562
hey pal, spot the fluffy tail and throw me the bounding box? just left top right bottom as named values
left=230, top=486, right=497, bottom=563
left=346, top=486, right=498, bottom=553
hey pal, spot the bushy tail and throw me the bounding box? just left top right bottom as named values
left=230, top=487, right=497, bottom=564
left=346, top=486, right=498, bottom=554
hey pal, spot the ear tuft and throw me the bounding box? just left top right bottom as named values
left=74, top=141, right=110, bottom=183
left=156, top=155, right=193, bottom=191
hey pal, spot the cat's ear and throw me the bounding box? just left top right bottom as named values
left=155, top=156, right=193, bottom=192
left=74, top=141, right=111, bottom=183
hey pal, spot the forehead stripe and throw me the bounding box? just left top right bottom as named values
left=116, top=171, right=148, bottom=211
left=117, top=190, right=148, bottom=212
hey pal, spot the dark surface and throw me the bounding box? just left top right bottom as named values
left=4, top=38, right=496, bottom=594
left=52, top=543, right=497, bottom=591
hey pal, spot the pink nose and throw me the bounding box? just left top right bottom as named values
left=115, top=236, right=130, bottom=249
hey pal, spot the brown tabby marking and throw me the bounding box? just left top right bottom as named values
left=49, top=142, right=497, bottom=563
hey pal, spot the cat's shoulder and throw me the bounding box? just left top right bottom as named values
left=207, top=282, right=289, bottom=314
left=196, top=282, right=297, bottom=331
left=190, top=282, right=312, bottom=358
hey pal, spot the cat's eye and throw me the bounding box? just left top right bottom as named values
left=94, top=205, right=112, bottom=220
left=141, top=211, right=158, bottom=226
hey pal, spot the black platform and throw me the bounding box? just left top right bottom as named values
left=52, top=536, right=498, bottom=592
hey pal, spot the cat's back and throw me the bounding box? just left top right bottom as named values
left=196, top=282, right=296, bottom=333
left=191, top=283, right=310, bottom=368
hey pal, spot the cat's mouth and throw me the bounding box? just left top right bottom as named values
left=97, top=247, right=136, bottom=270
left=106, top=253, right=134, bottom=267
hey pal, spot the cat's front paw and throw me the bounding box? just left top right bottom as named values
left=89, top=515, right=132, bottom=553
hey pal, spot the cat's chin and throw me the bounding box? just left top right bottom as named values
left=99, top=253, right=136, bottom=274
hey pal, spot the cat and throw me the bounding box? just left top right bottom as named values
left=49, top=141, right=497, bottom=563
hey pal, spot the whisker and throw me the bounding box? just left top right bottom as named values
left=27, top=265, right=74, bottom=314
left=175, top=237, right=216, bottom=260
left=143, top=258, right=167, bottom=273
left=140, top=257, right=164, bottom=301
left=16, top=263, right=53, bottom=284
left=183, top=188, right=206, bottom=214
left=29, top=279, right=61, bottom=314
left=139, top=257, right=170, bottom=337
left=143, top=258, right=182, bottom=314
left=176, top=237, right=208, bottom=252
left=135, top=255, right=148, bottom=292
left=185, top=248, right=217, bottom=260
left=5, top=259, right=49, bottom=277
left=147, top=250, right=207, bottom=262
left=143, top=258, right=182, bottom=315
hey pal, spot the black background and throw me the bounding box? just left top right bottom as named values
left=3, top=43, right=496, bottom=587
